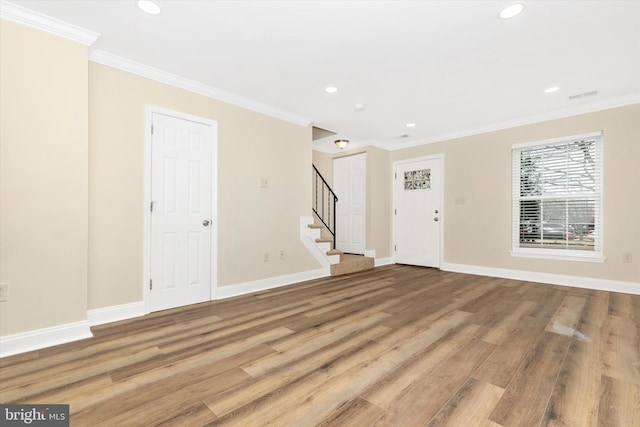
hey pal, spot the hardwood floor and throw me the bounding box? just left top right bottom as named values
left=1, top=265, right=639, bottom=426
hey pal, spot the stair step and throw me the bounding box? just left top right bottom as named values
left=307, top=224, right=324, bottom=229
left=315, top=237, right=333, bottom=243
left=331, top=254, right=375, bottom=276
left=326, top=248, right=343, bottom=256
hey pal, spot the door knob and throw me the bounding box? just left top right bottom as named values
left=203, top=220, right=210, bottom=226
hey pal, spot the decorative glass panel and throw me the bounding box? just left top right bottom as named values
left=404, top=169, right=430, bottom=190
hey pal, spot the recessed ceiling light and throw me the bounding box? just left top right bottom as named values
left=544, top=86, right=560, bottom=94
left=325, top=86, right=338, bottom=93
left=138, top=0, right=161, bottom=15
left=406, top=123, right=416, bottom=128
left=499, top=4, right=524, bottom=19
left=354, top=104, right=365, bottom=111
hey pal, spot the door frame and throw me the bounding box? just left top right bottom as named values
left=143, top=105, right=218, bottom=314
left=392, top=154, right=445, bottom=268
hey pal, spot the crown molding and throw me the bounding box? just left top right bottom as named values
left=386, top=93, right=640, bottom=151
left=318, top=93, right=639, bottom=153
left=0, top=0, right=99, bottom=46
left=89, top=50, right=313, bottom=127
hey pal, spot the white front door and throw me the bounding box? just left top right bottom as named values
left=394, top=156, right=443, bottom=268
left=150, top=113, right=214, bottom=312
left=334, top=153, right=366, bottom=254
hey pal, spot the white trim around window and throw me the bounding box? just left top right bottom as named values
left=511, top=131, right=605, bottom=263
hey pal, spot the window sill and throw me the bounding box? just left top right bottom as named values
left=510, top=249, right=605, bottom=263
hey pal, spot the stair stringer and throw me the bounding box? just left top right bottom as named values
left=300, top=216, right=340, bottom=272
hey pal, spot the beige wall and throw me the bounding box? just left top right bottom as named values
left=0, top=21, right=89, bottom=335
left=391, top=104, right=640, bottom=284
left=312, top=150, right=333, bottom=187
left=366, top=147, right=392, bottom=258
left=1, top=19, right=320, bottom=337
left=88, top=63, right=318, bottom=310
left=321, top=147, right=392, bottom=259
left=2, top=17, right=637, bottom=343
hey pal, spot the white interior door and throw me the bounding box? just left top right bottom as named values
left=334, top=153, right=366, bottom=254
left=394, top=156, right=443, bottom=267
left=150, top=113, right=213, bottom=312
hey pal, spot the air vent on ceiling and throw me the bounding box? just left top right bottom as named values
left=568, top=90, right=599, bottom=100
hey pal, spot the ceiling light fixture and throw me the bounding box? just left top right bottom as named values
left=354, top=104, right=365, bottom=111
left=499, top=4, right=524, bottom=19
left=544, top=86, right=560, bottom=93
left=335, top=139, right=349, bottom=150
left=138, top=0, right=162, bottom=15
left=325, top=86, right=338, bottom=93
left=406, top=123, right=416, bottom=128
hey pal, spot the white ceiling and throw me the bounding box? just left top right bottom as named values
left=5, top=0, right=640, bottom=152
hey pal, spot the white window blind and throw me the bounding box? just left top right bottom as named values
left=512, top=132, right=603, bottom=261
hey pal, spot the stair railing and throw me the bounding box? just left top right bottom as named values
left=312, top=165, right=338, bottom=249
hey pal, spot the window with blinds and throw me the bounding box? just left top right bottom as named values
left=512, top=132, right=603, bottom=262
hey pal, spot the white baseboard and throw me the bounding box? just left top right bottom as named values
left=441, top=262, right=640, bottom=295
left=0, top=267, right=329, bottom=357
left=0, top=321, right=93, bottom=358
left=87, top=301, right=146, bottom=326
left=217, top=268, right=329, bottom=300
left=375, top=257, right=394, bottom=267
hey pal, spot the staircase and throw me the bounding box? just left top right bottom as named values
left=305, top=164, right=376, bottom=276
left=304, top=222, right=374, bottom=276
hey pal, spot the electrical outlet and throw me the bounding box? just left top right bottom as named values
left=623, top=252, right=632, bottom=263
left=0, top=283, right=8, bottom=302
left=264, top=252, right=269, bottom=262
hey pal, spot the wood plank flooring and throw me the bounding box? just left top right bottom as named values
left=1, top=265, right=639, bottom=426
